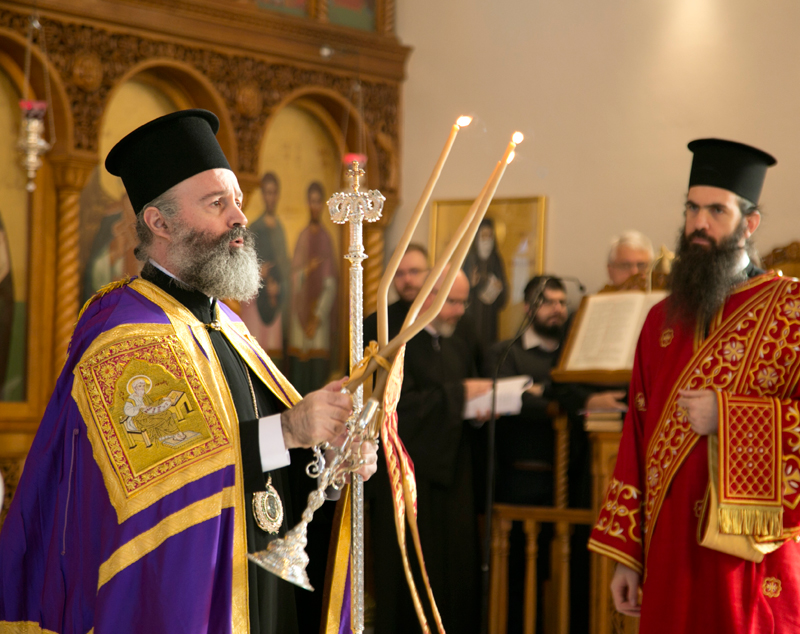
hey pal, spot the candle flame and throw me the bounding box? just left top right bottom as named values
left=506, top=150, right=516, bottom=164
left=512, top=131, right=524, bottom=144
left=456, top=115, right=473, bottom=128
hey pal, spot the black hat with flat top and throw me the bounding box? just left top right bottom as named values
left=104, top=109, right=231, bottom=215
left=687, top=138, right=776, bottom=205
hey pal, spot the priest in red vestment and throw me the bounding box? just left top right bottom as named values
left=589, top=138, right=800, bottom=633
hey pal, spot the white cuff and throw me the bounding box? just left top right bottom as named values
left=258, top=414, right=291, bottom=472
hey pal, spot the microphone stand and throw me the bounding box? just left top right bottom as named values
left=480, top=278, right=547, bottom=634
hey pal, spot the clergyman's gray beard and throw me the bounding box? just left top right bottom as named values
left=433, top=317, right=457, bottom=338
left=171, top=226, right=262, bottom=302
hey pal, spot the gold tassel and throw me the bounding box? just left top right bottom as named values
left=718, top=505, right=783, bottom=538
left=76, top=277, right=132, bottom=322
left=67, top=277, right=132, bottom=355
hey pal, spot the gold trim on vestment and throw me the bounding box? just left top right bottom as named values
left=643, top=276, right=796, bottom=558
left=0, top=622, right=59, bottom=634
left=73, top=324, right=235, bottom=524
left=224, top=319, right=300, bottom=408
left=98, top=486, right=236, bottom=590
left=129, top=279, right=283, bottom=634
left=592, top=477, right=642, bottom=545
left=717, top=393, right=783, bottom=538
left=324, top=485, right=352, bottom=634
left=586, top=539, right=644, bottom=575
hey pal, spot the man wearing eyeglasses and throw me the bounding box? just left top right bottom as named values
left=589, top=139, right=800, bottom=634
left=363, top=243, right=429, bottom=347
left=607, top=230, right=654, bottom=287
left=369, top=267, right=491, bottom=634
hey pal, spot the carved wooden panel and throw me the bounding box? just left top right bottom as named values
left=0, top=8, right=401, bottom=190
left=0, top=1, right=407, bottom=397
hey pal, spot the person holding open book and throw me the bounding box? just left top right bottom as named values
left=589, top=138, right=800, bottom=633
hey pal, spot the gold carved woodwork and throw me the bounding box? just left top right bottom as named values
left=0, top=0, right=407, bottom=408
left=0, top=4, right=404, bottom=191
left=363, top=227, right=384, bottom=318
left=762, top=241, right=800, bottom=278
left=71, top=51, right=103, bottom=92
left=311, top=0, right=329, bottom=23
left=376, top=0, right=395, bottom=35
left=51, top=155, right=96, bottom=374
left=235, top=82, right=264, bottom=119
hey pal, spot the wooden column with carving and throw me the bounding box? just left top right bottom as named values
left=363, top=225, right=384, bottom=319
left=50, top=156, right=95, bottom=376
left=377, top=0, right=395, bottom=35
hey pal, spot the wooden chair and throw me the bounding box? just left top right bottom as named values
left=762, top=241, right=800, bottom=278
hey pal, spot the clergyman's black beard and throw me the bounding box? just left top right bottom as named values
left=172, top=226, right=262, bottom=302
left=666, top=222, right=748, bottom=329
left=532, top=318, right=565, bottom=341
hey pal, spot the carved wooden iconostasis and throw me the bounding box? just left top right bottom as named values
left=0, top=0, right=409, bottom=526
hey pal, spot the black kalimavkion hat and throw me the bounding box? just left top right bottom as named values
left=687, top=138, right=776, bottom=205
left=105, top=109, right=232, bottom=214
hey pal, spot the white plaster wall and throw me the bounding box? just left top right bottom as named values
left=393, top=0, right=800, bottom=295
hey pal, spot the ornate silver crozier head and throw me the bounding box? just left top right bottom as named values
left=247, top=159, right=384, bottom=592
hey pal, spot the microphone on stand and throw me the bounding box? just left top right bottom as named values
left=479, top=272, right=584, bottom=634
left=480, top=275, right=550, bottom=634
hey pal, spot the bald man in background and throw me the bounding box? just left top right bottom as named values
left=369, top=268, right=491, bottom=634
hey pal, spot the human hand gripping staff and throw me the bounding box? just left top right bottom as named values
left=249, top=128, right=524, bottom=634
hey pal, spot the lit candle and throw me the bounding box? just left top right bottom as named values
left=347, top=131, right=523, bottom=395
left=403, top=132, right=522, bottom=331
left=376, top=115, right=473, bottom=346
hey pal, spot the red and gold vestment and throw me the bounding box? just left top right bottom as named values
left=589, top=274, right=800, bottom=633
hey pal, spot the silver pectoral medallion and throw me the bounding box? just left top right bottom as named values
left=253, top=475, right=283, bottom=534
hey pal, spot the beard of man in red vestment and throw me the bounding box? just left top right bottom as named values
left=666, top=217, right=751, bottom=329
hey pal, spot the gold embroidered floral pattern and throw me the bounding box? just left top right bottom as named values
left=642, top=279, right=800, bottom=554
left=722, top=340, right=745, bottom=363
left=635, top=393, right=646, bottom=412
left=756, top=368, right=780, bottom=389
left=762, top=577, right=781, bottom=598
left=593, top=478, right=642, bottom=544
left=76, top=334, right=230, bottom=499
left=660, top=329, right=674, bottom=347
left=782, top=403, right=800, bottom=510
left=784, top=299, right=800, bottom=320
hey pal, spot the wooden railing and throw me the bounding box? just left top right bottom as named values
left=488, top=412, right=638, bottom=634
left=489, top=504, right=595, bottom=634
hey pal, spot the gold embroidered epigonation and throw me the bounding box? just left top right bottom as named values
left=73, top=327, right=232, bottom=523
left=642, top=278, right=800, bottom=557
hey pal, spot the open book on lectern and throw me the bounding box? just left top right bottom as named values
left=551, top=290, right=668, bottom=385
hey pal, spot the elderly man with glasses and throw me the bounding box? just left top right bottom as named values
left=607, top=230, right=654, bottom=287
